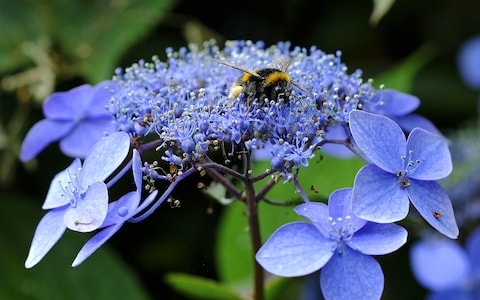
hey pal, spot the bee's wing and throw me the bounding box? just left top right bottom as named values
left=213, top=59, right=262, bottom=78
left=292, top=80, right=312, bottom=95
left=270, top=55, right=292, bottom=72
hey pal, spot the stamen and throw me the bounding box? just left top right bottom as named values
left=397, top=149, right=421, bottom=187
left=74, top=219, right=93, bottom=225
left=58, top=167, right=82, bottom=207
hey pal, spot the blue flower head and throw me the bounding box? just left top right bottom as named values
left=349, top=110, right=458, bottom=239
left=256, top=187, right=407, bottom=300
left=24, top=132, right=130, bottom=268
left=108, top=40, right=411, bottom=178
left=410, top=227, right=480, bottom=299
left=20, top=81, right=118, bottom=161
left=457, top=35, right=480, bottom=90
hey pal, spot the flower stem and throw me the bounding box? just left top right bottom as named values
left=242, top=149, right=264, bottom=300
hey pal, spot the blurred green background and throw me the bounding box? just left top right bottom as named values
left=1, top=0, right=480, bottom=299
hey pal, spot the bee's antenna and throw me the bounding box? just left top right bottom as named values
left=292, top=81, right=312, bottom=96
left=213, top=58, right=261, bottom=78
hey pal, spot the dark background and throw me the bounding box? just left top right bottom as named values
left=1, top=0, right=480, bottom=299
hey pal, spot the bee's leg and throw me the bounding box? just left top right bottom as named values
left=224, top=98, right=236, bottom=108
left=246, top=98, right=253, bottom=115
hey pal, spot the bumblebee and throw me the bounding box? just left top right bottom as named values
left=215, top=55, right=308, bottom=106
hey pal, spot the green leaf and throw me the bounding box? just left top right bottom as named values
left=0, top=1, right=47, bottom=73
left=0, top=0, right=176, bottom=82
left=298, top=153, right=364, bottom=197
left=57, top=0, right=176, bottom=83
left=215, top=201, right=254, bottom=287
left=375, top=43, right=437, bottom=93
left=164, top=273, right=243, bottom=300
left=370, top=0, right=396, bottom=26
left=0, top=193, right=152, bottom=300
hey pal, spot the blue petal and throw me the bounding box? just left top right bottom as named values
left=349, top=110, right=405, bottom=172
left=71, top=223, right=123, bottom=267
left=428, top=289, right=472, bottom=300
left=327, top=188, right=367, bottom=232
left=63, top=181, right=109, bottom=232
left=74, top=189, right=158, bottom=266
left=101, top=191, right=137, bottom=227
left=19, top=119, right=74, bottom=162
left=352, top=164, right=410, bottom=223
left=43, top=85, right=93, bottom=119
left=132, top=149, right=143, bottom=192
left=371, top=89, right=419, bottom=117
left=327, top=188, right=353, bottom=217
left=457, top=35, right=480, bottom=89
left=103, top=188, right=158, bottom=228
left=320, top=246, right=384, bottom=300
left=80, top=131, right=130, bottom=186
left=393, top=113, right=443, bottom=136
left=43, top=158, right=82, bottom=209
left=321, top=125, right=355, bottom=158
left=72, top=152, right=155, bottom=267
left=101, top=149, right=145, bottom=227
left=466, top=227, right=480, bottom=272
left=294, top=202, right=331, bottom=237
left=84, top=81, right=117, bottom=117
left=25, top=208, right=67, bottom=268
left=59, top=118, right=117, bottom=158
left=408, top=180, right=459, bottom=239
left=406, top=128, right=452, bottom=180
left=348, top=222, right=407, bottom=255
left=256, top=222, right=335, bottom=277
left=410, top=238, right=469, bottom=291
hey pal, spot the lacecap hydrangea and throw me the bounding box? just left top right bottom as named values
left=22, top=40, right=457, bottom=300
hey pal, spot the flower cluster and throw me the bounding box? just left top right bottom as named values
left=410, top=228, right=480, bottom=299
left=21, top=40, right=458, bottom=300
left=402, top=35, right=480, bottom=300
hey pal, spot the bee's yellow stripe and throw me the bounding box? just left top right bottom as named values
left=241, top=73, right=253, bottom=82
left=264, top=72, right=290, bottom=86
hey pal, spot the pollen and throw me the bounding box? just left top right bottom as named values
left=229, top=85, right=244, bottom=98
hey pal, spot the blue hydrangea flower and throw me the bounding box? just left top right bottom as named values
left=366, top=89, right=441, bottom=135
left=349, top=110, right=458, bottom=239
left=71, top=149, right=159, bottom=267
left=457, top=35, right=480, bottom=90
left=20, top=81, right=117, bottom=161
left=256, top=187, right=407, bottom=300
left=322, top=89, right=440, bottom=158
left=24, top=132, right=130, bottom=268
left=108, top=40, right=401, bottom=179
left=440, top=122, right=480, bottom=226
left=410, top=227, right=480, bottom=300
